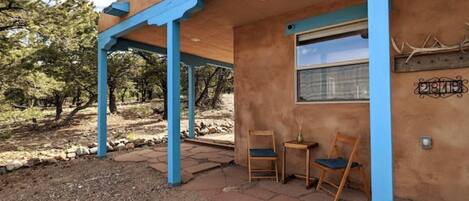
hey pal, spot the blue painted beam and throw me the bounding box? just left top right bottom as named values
left=110, top=38, right=234, bottom=69
left=103, top=2, right=130, bottom=17
left=98, top=0, right=203, bottom=50
left=285, top=3, right=367, bottom=35
left=167, top=20, right=182, bottom=186
left=188, top=65, right=195, bottom=139
left=368, top=1, right=393, bottom=201
left=97, top=46, right=108, bottom=158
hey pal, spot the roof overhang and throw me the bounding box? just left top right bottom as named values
left=98, top=0, right=363, bottom=66
left=103, top=1, right=130, bottom=17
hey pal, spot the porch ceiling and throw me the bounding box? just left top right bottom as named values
left=98, top=0, right=338, bottom=64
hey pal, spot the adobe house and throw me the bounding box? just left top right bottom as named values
left=97, top=0, right=469, bottom=200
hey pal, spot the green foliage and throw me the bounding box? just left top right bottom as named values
left=0, top=107, right=44, bottom=124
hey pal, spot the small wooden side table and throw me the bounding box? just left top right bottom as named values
left=282, top=140, right=319, bottom=189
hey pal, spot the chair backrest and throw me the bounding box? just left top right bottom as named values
left=327, top=133, right=361, bottom=161
left=247, top=130, right=276, bottom=152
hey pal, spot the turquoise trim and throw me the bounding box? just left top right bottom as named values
left=98, top=0, right=203, bottom=50
left=97, top=45, right=108, bottom=158
left=167, top=20, right=182, bottom=186
left=368, top=1, right=393, bottom=200
left=285, top=3, right=367, bottom=35
left=111, top=38, right=233, bottom=68
left=103, top=2, right=130, bottom=17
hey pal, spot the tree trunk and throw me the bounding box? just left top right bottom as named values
left=58, top=95, right=96, bottom=127
left=211, top=69, right=228, bottom=108
left=121, top=87, right=127, bottom=103
left=196, top=68, right=221, bottom=106
left=54, top=94, right=65, bottom=121
left=160, top=79, right=168, bottom=120
left=109, top=84, right=118, bottom=114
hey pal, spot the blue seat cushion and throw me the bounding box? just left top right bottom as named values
left=249, top=149, right=277, bottom=157
left=315, top=158, right=360, bottom=169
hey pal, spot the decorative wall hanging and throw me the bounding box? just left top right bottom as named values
left=393, top=23, right=469, bottom=73
left=414, top=76, right=468, bottom=98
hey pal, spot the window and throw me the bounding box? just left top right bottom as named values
left=295, top=21, right=369, bottom=103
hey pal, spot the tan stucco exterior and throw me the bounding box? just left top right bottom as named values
left=234, top=0, right=469, bottom=200
left=98, top=0, right=469, bottom=200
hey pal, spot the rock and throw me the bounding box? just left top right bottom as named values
left=54, top=153, right=67, bottom=161
left=6, top=160, right=23, bottom=171
left=75, top=146, right=90, bottom=156
left=25, top=158, right=41, bottom=167
left=0, top=166, right=7, bottom=175
left=200, top=122, right=206, bottom=129
left=115, top=143, right=126, bottom=150
left=125, top=143, right=135, bottom=150
left=208, top=127, right=217, bottom=134
left=43, top=158, right=58, bottom=164
left=107, top=143, right=114, bottom=151
left=147, top=141, right=155, bottom=146
left=118, top=138, right=128, bottom=144
left=131, top=139, right=145, bottom=147
left=89, top=147, right=98, bottom=154
left=87, top=143, right=98, bottom=148
left=66, top=153, right=77, bottom=158
left=199, top=128, right=209, bottom=135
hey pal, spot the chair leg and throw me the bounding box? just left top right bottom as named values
left=334, top=167, right=352, bottom=201
left=316, top=169, right=326, bottom=191
left=274, top=159, right=279, bottom=183
left=248, top=157, right=252, bottom=182
left=359, top=167, right=371, bottom=201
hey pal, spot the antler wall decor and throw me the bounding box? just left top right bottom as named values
left=392, top=23, right=469, bottom=63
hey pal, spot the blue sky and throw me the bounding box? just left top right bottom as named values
left=91, top=0, right=115, bottom=11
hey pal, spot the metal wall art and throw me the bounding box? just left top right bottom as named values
left=414, top=76, right=468, bottom=98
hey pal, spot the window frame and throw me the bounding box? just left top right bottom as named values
left=293, top=19, right=370, bottom=105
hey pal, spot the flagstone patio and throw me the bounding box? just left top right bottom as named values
left=114, top=142, right=367, bottom=201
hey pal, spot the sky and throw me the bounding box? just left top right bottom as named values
left=90, top=0, right=116, bottom=11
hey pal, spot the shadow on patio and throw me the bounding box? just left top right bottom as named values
left=114, top=142, right=367, bottom=201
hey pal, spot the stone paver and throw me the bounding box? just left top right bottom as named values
left=210, top=192, right=263, bottom=201
left=300, top=192, right=334, bottom=201
left=243, top=186, right=277, bottom=200
left=182, top=171, right=195, bottom=184
left=149, top=162, right=167, bottom=173
left=114, top=143, right=367, bottom=201
left=181, top=158, right=200, bottom=169
left=185, top=162, right=220, bottom=174
left=270, top=194, right=301, bottom=201
left=140, top=150, right=166, bottom=158
left=182, top=169, right=227, bottom=190
left=207, top=156, right=234, bottom=164
left=257, top=179, right=311, bottom=198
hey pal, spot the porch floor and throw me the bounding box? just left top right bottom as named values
left=114, top=143, right=368, bottom=201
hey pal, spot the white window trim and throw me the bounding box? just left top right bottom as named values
left=293, top=18, right=370, bottom=105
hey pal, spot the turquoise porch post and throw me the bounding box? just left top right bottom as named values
left=97, top=45, right=108, bottom=158
left=188, top=65, right=195, bottom=139
left=368, top=0, right=393, bottom=200
left=167, top=20, right=182, bottom=185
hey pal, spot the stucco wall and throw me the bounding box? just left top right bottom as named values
left=391, top=0, right=469, bottom=200
left=234, top=0, right=469, bottom=200
left=233, top=0, right=369, bottom=186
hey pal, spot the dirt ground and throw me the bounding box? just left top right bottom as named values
left=0, top=94, right=234, bottom=165
left=0, top=153, right=204, bottom=201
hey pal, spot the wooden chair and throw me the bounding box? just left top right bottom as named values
left=247, top=130, right=279, bottom=182
left=312, top=133, right=370, bottom=201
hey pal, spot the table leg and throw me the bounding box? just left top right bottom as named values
left=282, top=146, right=286, bottom=183
left=306, top=148, right=310, bottom=187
